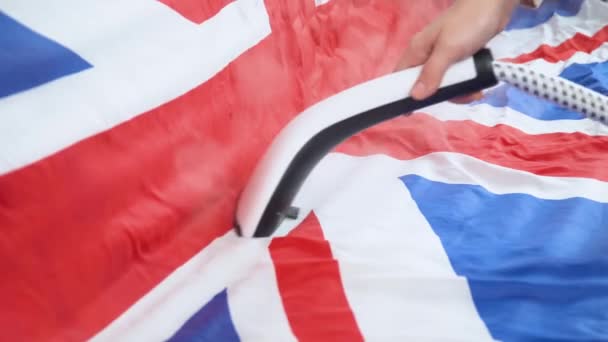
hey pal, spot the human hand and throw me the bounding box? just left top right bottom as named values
left=396, top=0, right=520, bottom=102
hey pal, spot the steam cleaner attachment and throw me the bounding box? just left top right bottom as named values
left=234, top=48, right=608, bottom=238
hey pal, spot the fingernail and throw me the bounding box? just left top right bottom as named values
left=411, top=81, right=427, bottom=99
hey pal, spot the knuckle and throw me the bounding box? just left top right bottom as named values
left=408, top=35, right=431, bottom=59
left=435, top=38, right=463, bottom=55
left=409, top=33, right=429, bottom=50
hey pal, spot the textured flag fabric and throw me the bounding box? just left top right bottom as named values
left=1, top=0, right=607, bottom=341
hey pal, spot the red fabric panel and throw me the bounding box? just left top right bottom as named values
left=159, top=0, right=234, bottom=24
left=336, top=112, right=608, bottom=181
left=269, top=213, right=363, bottom=341
left=0, top=1, right=449, bottom=340
left=506, top=25, right=608, bottom=63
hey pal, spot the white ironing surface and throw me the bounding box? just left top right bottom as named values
left=235, top=48, right=608, bottom=238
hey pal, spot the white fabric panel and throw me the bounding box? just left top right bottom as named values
left=227, top=256, right=298, bottom=342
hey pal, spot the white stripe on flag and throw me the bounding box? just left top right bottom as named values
left=317, top=152, right=608, bottom=203
left=89, top=231, right=273, bottom=342
left=227, top=256, right=298, bottom=342
left=488, top=0, right=608, bottom=59
left=421, top=102, right=608, bottom=136
left=0, top=0, right=270, bottom=175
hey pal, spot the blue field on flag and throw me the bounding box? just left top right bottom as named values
left=402, top=174, right=608, bottom=341
left=167, top=289, right=240, bottom=342
left=0, top=12, right=91, bottom=98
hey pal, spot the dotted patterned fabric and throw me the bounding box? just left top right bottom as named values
left=492, top=61, right=608, bottom=124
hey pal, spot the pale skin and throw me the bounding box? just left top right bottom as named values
left=396, top=0, right=530, bottom=102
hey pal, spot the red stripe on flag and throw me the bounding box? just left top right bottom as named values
left=269, top=213, right=364, bottom=342
left=337, top=112, right=608, bottom=181
left=505, top=25, right=608, bottom=63
left=0, top=1, right=449, bottom=340
left=159, top=0, right=234, bottom=24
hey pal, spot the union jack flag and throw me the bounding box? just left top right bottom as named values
left=0, top=0, right=607, bottom=341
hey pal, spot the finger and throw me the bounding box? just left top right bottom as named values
left=410, top=38, right=464, bottom=100
left=395, top=25, right=439, bottom=71
left=410, top=47, right=454, bottom=100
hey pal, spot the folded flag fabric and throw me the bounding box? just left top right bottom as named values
left=0, top=0, right=607, bottom=341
